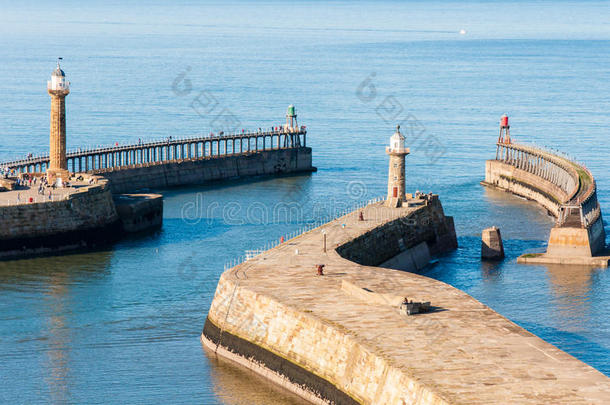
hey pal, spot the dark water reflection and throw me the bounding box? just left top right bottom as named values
left=203, top=349, right=310, bottom=405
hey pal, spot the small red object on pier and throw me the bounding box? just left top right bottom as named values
left=500, top=114, right=509, bottom=128
left=316, top=264, right=325, bottom=276
left=498, top=114, right=511, bottom=144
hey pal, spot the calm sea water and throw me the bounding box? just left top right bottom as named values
left=0, top=1, right=609, bottom=403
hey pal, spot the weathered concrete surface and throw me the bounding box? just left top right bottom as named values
left=379, top=241, right=431, bottom=272
left=113, top=193, right=163, bottom=233
left=517, top=253, right=610, bottom=267
left=95, top=147, right=314, bottom=194
left=481, top=226, right=504, bottom=260
left=202, top=198, right=609, bottom=404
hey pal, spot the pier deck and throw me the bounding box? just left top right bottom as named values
left=204, top=201, right=609, bottom=404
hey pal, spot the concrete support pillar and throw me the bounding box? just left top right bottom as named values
left=481, top=227, right=505, bottom=260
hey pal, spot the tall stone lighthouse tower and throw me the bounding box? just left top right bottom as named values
left=46, top=59, right=70, bottom=183
left=385, top=125, right=410, bottom=207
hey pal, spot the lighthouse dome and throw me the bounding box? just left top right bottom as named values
left=52, top=66, right=65, bottom=77
left=48, top=60, right=69, bottom=91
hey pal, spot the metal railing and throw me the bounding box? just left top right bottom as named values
left=495, top=142, right=600, bottom=229
left=0, top=128, right=307, bottom=174
left=224, top=196, right=386, bottom=271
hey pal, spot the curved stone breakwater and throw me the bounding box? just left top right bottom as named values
left=202, top=196, right=609, bottom=404
left=483, top=141, right=607, bottom=266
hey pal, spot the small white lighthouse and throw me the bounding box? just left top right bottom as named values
left=385, top=125, right=410, bottom=207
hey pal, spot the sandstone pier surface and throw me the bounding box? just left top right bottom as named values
left=202, top=196, right=609, bottom=404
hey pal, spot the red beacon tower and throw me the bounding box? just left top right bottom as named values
left=498, top=114, right=511, bottom=144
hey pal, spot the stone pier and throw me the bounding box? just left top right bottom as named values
left=482, top=141, right=608, bottom=266
left=202, top=196, right=609, bottom=404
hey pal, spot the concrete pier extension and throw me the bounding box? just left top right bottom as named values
left=0, top=175, right=121, bottom=259
left=113, top=193, right=163, bottom=233
left=202, top=197, right=608, bottom=404
left=96, top=147, right=314, bottom=194
left=481, top=226, right=504, bottom=260
left=482, top=142, right=608, bottom=266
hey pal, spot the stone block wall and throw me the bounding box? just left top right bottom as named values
left=204, top=201, right=458, bottom=404
left=485, top=160, right=606, bottom=257
left=336, top=197, right=457, bottom=266
left=96, top=147, right=314, bottom=194
left=206, top=273, right=450, bottom=405
left=484, top=160, right=566, bottom=216
left=0, top=179, right=120, bottom=258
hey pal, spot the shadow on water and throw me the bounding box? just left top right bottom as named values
left=145, top=172, right=315, bottom=199
left=202, top=348, right=311, bottom=405
left=0, top=250, right=114, bottom=287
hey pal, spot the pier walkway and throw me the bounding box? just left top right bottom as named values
left=203, top=199, right=609, bottom=404
left=0, top=128, right=306, bottom=175
left=494, top=142, right=600, bottom=228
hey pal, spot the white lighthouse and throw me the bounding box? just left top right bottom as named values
left=385, top=125, right=410, bottom=207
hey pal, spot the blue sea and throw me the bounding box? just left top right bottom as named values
left=0, top=1, right=608, bottom=403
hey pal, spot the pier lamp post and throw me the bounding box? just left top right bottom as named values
left=285, top=104, right=298, bottom=131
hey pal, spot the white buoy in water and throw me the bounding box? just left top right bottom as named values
left=459, top=29, right=467, bottom=35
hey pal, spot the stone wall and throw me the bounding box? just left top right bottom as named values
left=547, top=218, right=606, bottom=257
left=485, top=159, right=606, bottom=258
left=336, top=195, right=457, bottom=265
left=113, top=193, right=163, bottom=233
left=0, top=178, right=120, bottom=258
left=204, top=275, right=450, bottom=405
left=96, top=147, right=314, bottom=194
left=203, top=198, right=609, bottom=404
left=203, top=200, right=459, bottom=404
left=484, top=160, right=566, bottom=216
